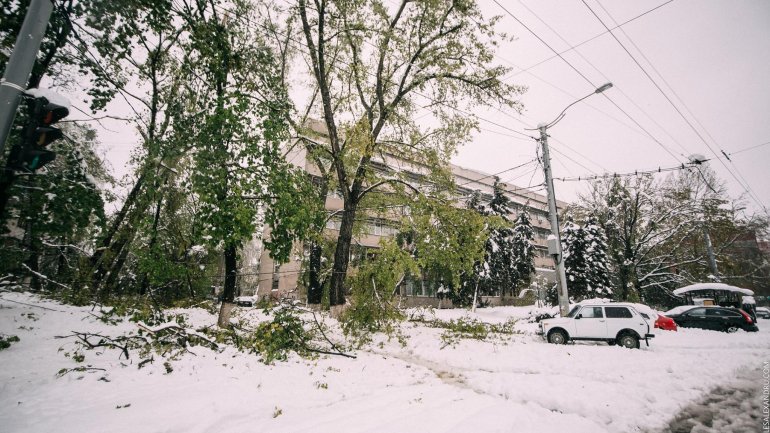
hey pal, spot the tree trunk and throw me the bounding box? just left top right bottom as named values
left=307, top=174, right=328, bottom=304
left=26, top=242, right=41, bottom=291
left=91, top=174, right=145, bottom=292
left=217, top=244, right=238, bottom=328
left=307, top=241, right=323, bottom=304
left=102, top=238, right=132, bottom=297
left=328, top=203, right=357, bottom=306
left=139, top=191, right=165, bottom=295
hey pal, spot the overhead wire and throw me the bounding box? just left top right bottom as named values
left=490, top=0, right=685, bottom=164
left=516, top=0, right=692, bottom=159
left=553, top=160, right=706, bottom=182
left=455, top=158, right=537, bottom=188
left=581, top=0, right=768, bottom=213
left=727, top=141, right=770, bottom=157
left=505, top=0, right=675, bottom=79
left=594, top=0, right=765, bottom=209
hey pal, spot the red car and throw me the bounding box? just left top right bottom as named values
left=654, top=314, right=678, bottom=331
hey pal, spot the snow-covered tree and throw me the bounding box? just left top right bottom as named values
left=579, top=169, right=756, bottom=304
left=562, top=216, right=590, bottom=301
left=481, top=179, right=518, bottom=296
left=511, top=210, right=535, bottom=292
left=584, top=214, right=612, bottom=297
left=562, top=214, right=612, bottom=301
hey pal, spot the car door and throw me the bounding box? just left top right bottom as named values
left=720, top=309, right=745, bottom=330
left=678, top=307, right=708, bottom=329
left=604, top=306, right=635, bottom=337
left=574, top=306, right=608, bottom=339
left=705, top=308, right=731, bottom=330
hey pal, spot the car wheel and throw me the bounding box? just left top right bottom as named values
left=618, top=334, right=640, bottom=349
left=548, top=330, right=568, bottom=345
left=725, top=325, right=739, bottom=333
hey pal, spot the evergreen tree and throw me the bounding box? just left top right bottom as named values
left=562, top=216, right=590, bottom=301
left=485, top=179, right=516, bottom=296
left=584, top=214, right=612, bottom=298
left=462, top=190, right=490, bottom=301
left=511, top=210, right=535, bottom=293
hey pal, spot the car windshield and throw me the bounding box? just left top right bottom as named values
left=567, top=306, right=581, bottom=318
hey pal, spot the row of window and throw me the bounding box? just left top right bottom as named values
left=325, top=217, right=399, bottom=237
left=573, top=306, right=634, bottom=319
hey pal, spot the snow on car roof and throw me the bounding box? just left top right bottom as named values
left=576, top=298, right=659, bottom=318
left=663, top=305, right=696, bottom=316
left=672, top=283, right=754, bottom=296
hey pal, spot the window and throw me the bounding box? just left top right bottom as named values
left=567, top=305, right=581, bottom=318
left=579, top=306, right=604, bottom=318
left=686, top=308, right=707, bottom=316
left=707, top=309, right=740, bottom=317
left=272, top=261, right=280, bottom=291
left=326, top=216, right=341, bottom=230
left=605, top=307, right=632, bottom=318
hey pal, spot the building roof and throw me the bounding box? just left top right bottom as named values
left=672, top=283, right=754, bottom=296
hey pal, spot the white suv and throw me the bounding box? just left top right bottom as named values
left=538, top=303, right=654, bottom=349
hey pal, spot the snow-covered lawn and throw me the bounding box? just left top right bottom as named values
left=1, top=292, right=768, bottom=433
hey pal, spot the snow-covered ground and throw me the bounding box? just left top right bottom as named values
left=1, top=292, right=768, bottom=433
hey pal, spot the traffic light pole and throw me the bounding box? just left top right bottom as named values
left=539, top=125, right=571, bottom=317
left=0, top=0, right=54, bottom=157
left=0, top=0, right=54, bottom=217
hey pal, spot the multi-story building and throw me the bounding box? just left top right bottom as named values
left=250, top=121, right=566, bottom=305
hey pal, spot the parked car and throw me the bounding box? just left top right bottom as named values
left=625, top=303, right=677, bottom=331
left=755, top=307, right=770, bottom=320
left=538, top=303, right=654, bottom=349
left=653, top=314, right=678, bottom=331
left=234, top=296, right=256, bottom=307
left=666, top=306, right=758, bottom=333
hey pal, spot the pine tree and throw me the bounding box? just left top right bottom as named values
left=584, top=214, right=612, bottom=298
left=485, top=179, right=516, bottom=296
left=562, top=216, right=591, bottom=301
left=511, top=210, right=535, bottom=293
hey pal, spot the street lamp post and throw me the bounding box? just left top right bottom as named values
left=537, top=82, right=613, bottom=317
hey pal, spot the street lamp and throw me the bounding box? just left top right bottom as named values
left=536, top=82, right=612, bottom=317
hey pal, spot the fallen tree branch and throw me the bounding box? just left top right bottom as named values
left=280, top=300, right=356, bottom=359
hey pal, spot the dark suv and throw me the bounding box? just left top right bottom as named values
left=666, top=306, right=758, bottom=333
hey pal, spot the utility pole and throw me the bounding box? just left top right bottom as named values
left=530, top=82, right=613, bottom=317
left=0, top=0, right=54, bottom=156
left=703, top=224, right=720, bottom=280
left=539, top=125, right=571, bottom=317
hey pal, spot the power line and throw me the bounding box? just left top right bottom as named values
left=728, top=141, right=770, bottom=156
left=491, top=0, right=685, bottom=164
left=455, top=159, right=537, bottom=188
left=548, top=143, right=598, bottom=175
left=506, top=0, right=675, bottom=79
left=553, top=160, right=704, bottom=182
left=581, top=0, right=767, bottom=213
left=516, top=0, right=692, bottom=158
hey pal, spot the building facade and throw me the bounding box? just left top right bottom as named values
left=251, top=122, right=566, bottom=305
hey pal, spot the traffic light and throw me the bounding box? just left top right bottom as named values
left=10, top=96, right=69, bottom=172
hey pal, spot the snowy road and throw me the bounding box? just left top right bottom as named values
left=653, top=367, right=766, bottom=433
left=1, top=292, right=769, bottom=433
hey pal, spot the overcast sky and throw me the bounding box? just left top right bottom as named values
left=456, top=0, right=770, bottom=215
left=88, top=0, right=770, bottom=216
